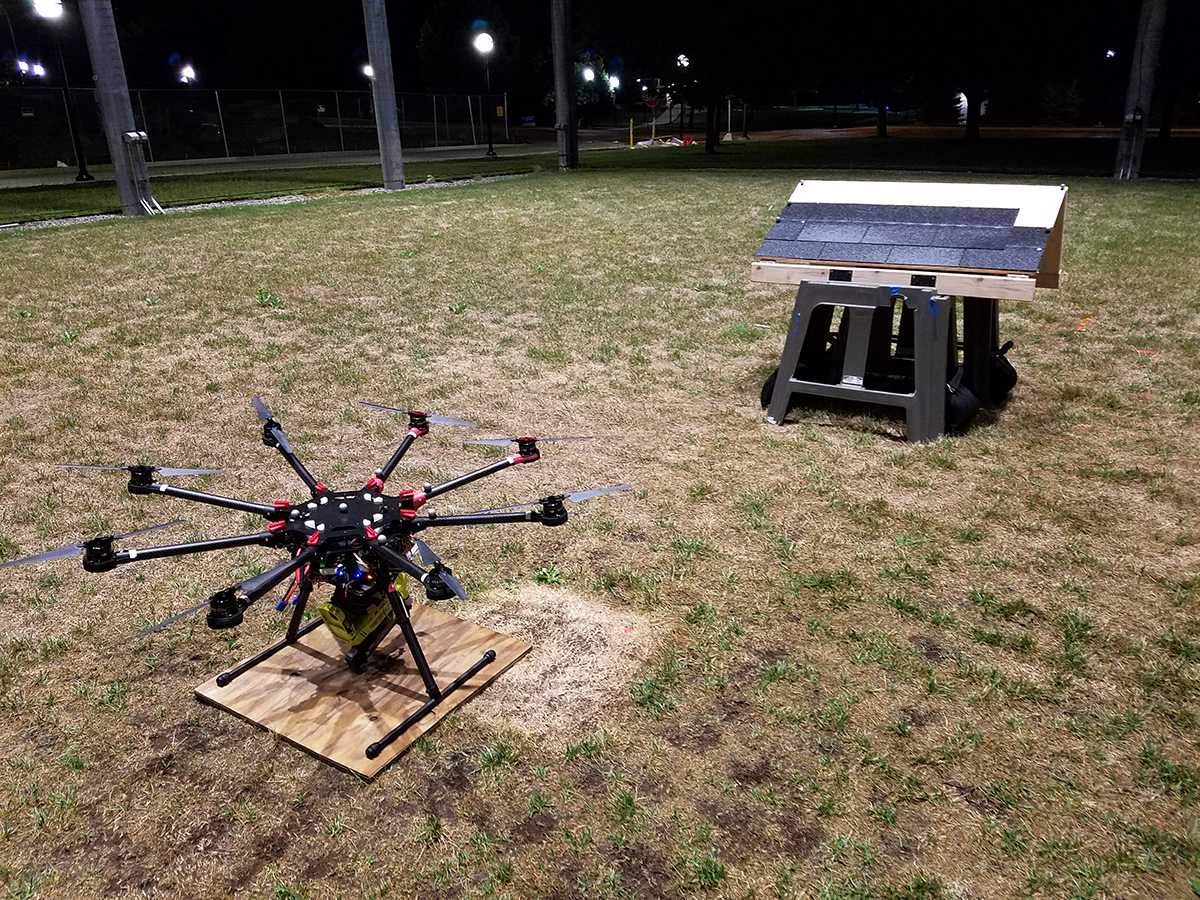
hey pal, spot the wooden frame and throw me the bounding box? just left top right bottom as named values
left=751, top=260, right=1037, bottom=301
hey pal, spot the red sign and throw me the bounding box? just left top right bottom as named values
left=644, top=94, right=659, bottom=108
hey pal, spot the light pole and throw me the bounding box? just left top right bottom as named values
left=473, top=31, right=496, bottom=158
left=34, top=0, right=93, bottom=181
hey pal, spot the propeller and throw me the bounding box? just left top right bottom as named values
left=463, top=436, right=592, bottom=447
left=252, top=395, right=275, bottom=422
left=467, top=484, right=631, bottom=515
left=138, top=555, right=307, bottom=637
left=359, top=402, right=477, bottom=427
left=411, top=538, right=469, bottom=601
left=253, top=395, right=294, bottom=454
left=0, top=520, right=185, bottom=570
left=56, top=464, right=223, bottom=477
left=137, top=596, right=213, bottom=638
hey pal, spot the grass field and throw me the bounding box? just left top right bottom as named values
left=1, top=167, right=1199, bottom=900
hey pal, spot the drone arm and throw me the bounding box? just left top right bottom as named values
left=423, top=453, right=534, bottom=502
left=234, top=546, right=317, bottom=601
left=371, top=539, right=434, bottom=584
left=128, top=480, right=278, bottom=517
left=265, top=424, right=322, bottom=494
left=86, top=531, right=279, bottom=572
left=207, top=545, right=318, bottom=631
left=411, top=508, right=566, bottom=529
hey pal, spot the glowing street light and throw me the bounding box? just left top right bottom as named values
left=472, top=31, right=497, bottom=158
left=581, top=66, right=595, bottom=82
left=33, top=0, right=92, bottom=181
left=1105, top=49, right=1116, bottom=58
left=362, top=63, right=374, bottom=78
left=32, top=0, right=63, bottom=19
left=30, top=61, right=45, bottom=76
left=179, top=64, right=196, bottom=84
left=609, top=75, right=620, bottom=91
left=676, top=54, right=689, bottom=68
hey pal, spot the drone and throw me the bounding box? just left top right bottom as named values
left=1, top=397, right=628, bottom=757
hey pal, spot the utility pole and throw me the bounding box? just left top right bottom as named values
left=361, top=0, right=405, bottom=190
left=550, top=0, right=577, bottom=169
left=1115, top=0, right=1169, bottom=180
left=77, top=0, right=158, bottom=215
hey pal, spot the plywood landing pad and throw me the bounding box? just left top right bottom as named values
left=195, top=605, right=530, bottom=778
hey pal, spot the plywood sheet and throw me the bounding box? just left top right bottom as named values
left=195, top=605, right=530, bottom=778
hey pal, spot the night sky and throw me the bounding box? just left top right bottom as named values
left=2, top=0, right=1196, bottom=126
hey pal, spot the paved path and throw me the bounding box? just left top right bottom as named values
left=0, top=130, right=623, bottom=189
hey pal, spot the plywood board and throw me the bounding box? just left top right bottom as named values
left=750, top=260, right=1037, bottom=302
left=195, top=605, right=530, bottom=778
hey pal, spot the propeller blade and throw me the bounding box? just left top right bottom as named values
left=359, top=402, right=477, bottom=427
left=269, top=426, right=294, bottom=456
left=0, top=520, right=184, bottom=571
left=116, top=520, right=187, bottom=541
left=0, top=543, right=87, bottom=569
left=56, top=464, right=222, bottom=477
left=428, top=414, right=477, bottom=427
left=437, top=569, right=469, bottom=602
left=412, top=538, right=440, bottom=567
left=565, top=484, right=632, bottom=503
left=252, top=395, right=274, bottom=422
left=463, top=436, right=593, bottom=447
left=136, top=596, right=212, bottom=638
left=462, top=484, right=631, bottom=515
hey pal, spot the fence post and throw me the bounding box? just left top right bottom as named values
left=279, top=89, right=290, bottom=154
left=504, top=91, right=509, bottom=140
left=214, top=89, right=231, bottom=157
left=468, top=95, right=476, bottom=145
left=432, top=93, right=438, bottom=147
left=335, top=90, right=345, bottom=151
left=400, top=94, right=406, bottom=142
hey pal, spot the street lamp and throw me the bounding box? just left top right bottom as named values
left=581, top=66, right=595, bottom=82
left=609, top=75, right=619, bottom=91
left=361, top=63, right=374, bottom=78
left=472, top=31, right=496, bottom=158
left=33, top=0, right=92, bottom=181
left=179, top=64, right=196, bottom=84
left=30, top=61, right=44, bottom=76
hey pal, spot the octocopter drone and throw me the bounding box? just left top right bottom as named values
left=1, top=398, right=627, bottom=757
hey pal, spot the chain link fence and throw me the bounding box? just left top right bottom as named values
left=0, top=86, right=510, bottom=169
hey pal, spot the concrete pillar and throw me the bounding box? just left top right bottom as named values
left=551, top=0, right=577, bottom=169
left=77, top=0, right=157, bottom=216
left=1115, top=0, right=1169, bottom=180
left=361, top=0, right=405, bottom=190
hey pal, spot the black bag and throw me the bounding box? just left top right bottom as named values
left=989, top=340, right=1018, bottom=405
left=945, top=366, right=981, bottom=433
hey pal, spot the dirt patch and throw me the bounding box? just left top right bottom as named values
left=513, top=811, right=561, bottom=845
left=909, top=634, right=945, bottom=661
left=457, top=584, right=661, bottom=742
